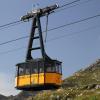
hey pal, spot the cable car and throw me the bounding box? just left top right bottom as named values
left=15, top=4, right=62, bottom=91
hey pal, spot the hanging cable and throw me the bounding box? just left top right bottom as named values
left=0, top=21, right=24, bottom=31
left=47, top=13, right=100, bottom=32
left=0, top=0, right=93, bottom=31
left=0, top=20, right=21, bottom=28
left=0, top=0, right=86, bottom=30
left=55, top=0, right=93, bottom=13
left=0, top=23, right=100, bottom=56
left=47, top=24, right=100, bottom=42
left=0, top=35, right=28, bottom=46
left=0, top=20, right=23, bottom=31
left=0, top=46, right=26, bottom=55
left=0, top=13, right=100, bottom=46
left=44, top=13, right=49, bottom=43
left=59, top=0, right=81, bottom=8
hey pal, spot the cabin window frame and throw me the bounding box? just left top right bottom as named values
left=24, top=63, right=30, bottom=75
left=18, top=64, right=25, bottom=76
left=55, top=62, right=62, bottom=74
left=31, top=62, right=38, bottom=74
left=38, top=61, right=44, bottom=73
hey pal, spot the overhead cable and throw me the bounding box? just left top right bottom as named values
left=0, top=20, right=23, bottom=30
left=0, top=0, right=88, bottom=30
left=0, top=13, right=100, bottom=46
left=59, top=0, right=81, bottom=8
left=56, top=0, right=93, bottom=13
left=0, top=23, right=100, bottom=55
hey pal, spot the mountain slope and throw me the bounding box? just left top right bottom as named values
left=30, top=59, right=100, bottom=100
left=63, top=59, right=100, bottom=88
left=1, top=59, right=100, bottom=100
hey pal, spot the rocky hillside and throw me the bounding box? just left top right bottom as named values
left=7, top=91, right=39, bottom=100
left=29, top=59, right=100, bottom=100
left=63, top=59, right=100, bottom=88
left=1, top=59, right=100, bottom=100
left=30, top=59, right=100, bottom=100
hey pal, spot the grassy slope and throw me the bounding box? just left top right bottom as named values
left=27, top=59, right=100, bottom=100
left=1, top=59, right=100, bottom=100
left=26, top=89, right=100, bottom=100
left=63, top=66, right=100, bottom=87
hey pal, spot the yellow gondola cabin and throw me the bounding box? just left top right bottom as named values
left=15, top=59, right=62, bottom=90
left=15, top=4, right=62, bottom=91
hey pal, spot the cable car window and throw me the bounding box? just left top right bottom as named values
left=55, top=64, right=59, bottom=73
left=31, top=62, right=38, bottom=74
left=55, top=62, right=59, bottom=73
left=46, top=63, right=55, bottom=72
left=19, top=65, right=24, bottom=76
left=38, top=61, right=44, bottom=73
left=51, top=66, right=55, bottom=72
left=59, top=64, right=62, bottom=74
left=25, top=63, right=30, bottom=75
left=58, top=64, right=62, bottom=74
left=46, top=63, right=51, bottom=72
left=55, top=62, right=62, bottom=74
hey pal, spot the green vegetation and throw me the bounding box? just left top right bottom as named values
left=29, top=59, right=100, bottom=100
left=63, top=63, right=100, bottom=87
left=1, top=59, right=100, bottom=100
left=26, top=88, right=100, bottom=100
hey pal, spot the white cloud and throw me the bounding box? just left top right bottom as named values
left=0, top=72, right=20, bottom=96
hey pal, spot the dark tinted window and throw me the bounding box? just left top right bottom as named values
left=46, top=63, right=55, bottom=72
left=55, top=62, right=62, bottom=74
left=18, top=64, right=25, bottom=76
left=31, top=62, right=38, bottom=74
left=55, top=64, right=59, bottom=73
left=59, top=64, right=62, bottom=74
left=24, top=63, right=30, bottom=75
left=18, top=63, right=31, bottom=76
left=38, top=61, right=44, bottom=73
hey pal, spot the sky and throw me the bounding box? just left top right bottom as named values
left=0, top=0, right=100, bottom=96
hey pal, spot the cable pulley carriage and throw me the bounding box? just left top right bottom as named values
left=15, top=4, right=62, bottom=91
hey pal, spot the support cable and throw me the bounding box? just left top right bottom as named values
left=59, top=0, right=81, bottom=8
left=0, top=23, right=100, bottom=56
left=0, top=20, right=23, bottom=30
left=0, top=0, right=93, bottom=30
left=55, top=0, right=93, bottom=13
left=44, top=14, right=49, bottom=43
left=0, top=13, right=100, bottom=46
